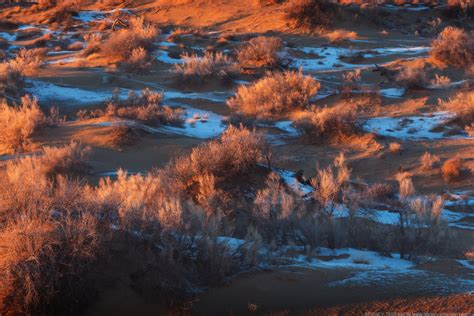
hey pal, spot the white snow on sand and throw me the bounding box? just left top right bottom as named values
left=362, top=112, right=465, bottom=140
left=273, top=168, right=314, bottom=195
left=156, top=50, right=183, bottom=64
left=25, top=80, right=131, bottom=105
left=379, top=88, right=406, bottom=98
left=0, top=32, right=16, bottom=42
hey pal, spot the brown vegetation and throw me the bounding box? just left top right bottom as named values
left=286, top=0, right=337, bottom=31
left=227, top=70, right=320, bottom=120
left=174, top=52, right=240, bottom=81
left=441, top=157, right=463, bottom=182
left=431, top=27, right=474, bottom=68
left=236, top=36, right=287, bottom=70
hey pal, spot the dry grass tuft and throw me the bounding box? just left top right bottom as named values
left=286, top=0, right=337, bottom=31
left=439, top=91, right=474, bottom=127
left=77, top=89, right=184, bottom=127
left=431, top=27, right=474, bottom=68
left=228, top=70, right=320, bottom=120
left=420, top=152, right=441, bottom=171
left=395, top=66, right=427, bottom=89
left=174, top=52, right=240, bottom=81
left=123, top=47, right=152, bottom=73
left=102, top=17, right=159, bottom=61
left=294, top=101, right=357, bottom=141
left=0, top=96, right=46, bottom=154
left=236, top=36, right=287, bottom=70
left=441, top=157, right=463, bottom=182
left=388, top=142, right=402, bottom=154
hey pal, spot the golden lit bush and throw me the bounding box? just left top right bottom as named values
left=286, top=0, right=337, bottom=31
left=294, top=101, right=356, bottom=140
left=102, top=17, right=159, bottom=60
left=236, top=36, right=287, bottom=70
left=439, top=91, right=474, bottom=127
left=0, top=212, right=100, bottom=314
left=395, top=66, right=427, bottom=89
left=161, top=125, right=267, bottom=200
left=441, top=157, right=463, bottom=182
left=227, top=70, right=320, bottom=119
left=77, top=89, right=184, bottom=126
left=431, top=27, right=474, bottom=68
left=420, top=152, right=441, bottom=171
left=174, top=52, right=240, bottom=81
left=0, top=96, right=46, bottom=154
left=124, top=46, right=152, bottom=73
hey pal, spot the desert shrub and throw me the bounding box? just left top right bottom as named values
left=11, top=48, right=47, bottom=76
left=82, top=33, right=102, bottom=56
left=77, top=89, right=184, bottom=126
left=396, top=172, right=415, bottom=201
left=227, top=70, right=320, bottom=119
left=396, top=195, right=449, bottom=259
left=124, top=47, right=152, bottom=73
left=0, top=212, right=100, bottom=314
left=161, top=126, right=267, bottom=199
left=388, top=142, right=402, bottom=154
left=439, top=91, right=474, bottom=127
left=441, top=157, right=463, bottom=182
left=395, top=66, right=427, bottom=89
left=431, top=27, right=474, bottom=68
left=0, top=62, right=23, bottom=97
left=294, top=101, right=357, bottom=140
left=443, top=0, right=474, bottom=17
left=0, top=96, right=46, bottom=154
left=286, top=0, right=337, bottom=31
left=430, top=74, right=451, bottom=88
left=236, top=36, right=287, bottom=70
left=420, top=152, right=440, bottom=171
left=102, top=17, right=159, bottom=60
left=174, top=52, right=240, bottom=81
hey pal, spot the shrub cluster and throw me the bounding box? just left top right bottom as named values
left=174, top=52, right=240, bottom=81
left=227, top=70, right=320, bottom=120
left=77, top=89, right=184, bottom=127
left=286, top=0, right=337, bottom=31
left=236, top=36, right=288, bottom=70
left=431, top=27, right=474, bottom=68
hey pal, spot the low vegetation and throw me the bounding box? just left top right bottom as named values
left=227, top=70, right=320, bottom=120
left=442, top=157, right=463, bottom=182
left=236, top=36, right=288, bottom=70
left=294, top=101, right=357, bottom=141
left=420, top=152, right=441, bottom=171
left=174, top=52, right=240, bottom=81
left=0, top=96, right=46, bottom=154
left=77, top=89, right=184, bottom=127
left=439, top=91, right=474, bottom=128
left=102, top=17, right=159, bottom=61
left=286, top=0, right=337, bottom=31
left=431, top=27, right=473, bottom=68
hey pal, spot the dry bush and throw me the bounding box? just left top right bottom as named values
left=102, top=17, right=159, bottom=61
left=430, top=74, right=451, bottom=88
left=388, top=142, right=402, bottom=154
left=123, top=47, right=152, bottom=73
left=397, top=195, right=449, bottom=258
left=396, top=172, right=415, bottom=201
left=161, top=125, right=267, bottom=199
left=294, top=101, right=357, bottom=141
left=0, top=62, right=22, bottom=97
left=0, top=212, right=100, bottom=314
left=443, top=0, right=474, bottom=17
left=439, top=91, right=474, bottom=127
left=0, top=96, right=46, bottom=154
left=395, top=66, right=427, bottom=89
left=420, top=152, right=440, bottom=171
left=227, top=70, right=320, bottom=119
left=82, top=33, right=102, bottom=57
left=174, top=52, right=240, bottom=81
left=78, top=89, right=184, bottom=127
left=10, top=48, right=47, bottom=76
left=441, top=157, right=463, bottom=182
left=431, top=27, right=474, bottom=68
left=236, top=36, right=287, bottom=70
left=286, top=0, right=337, bottom=31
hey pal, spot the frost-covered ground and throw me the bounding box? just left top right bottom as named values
left=362, top=112, right=472, bottom=140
